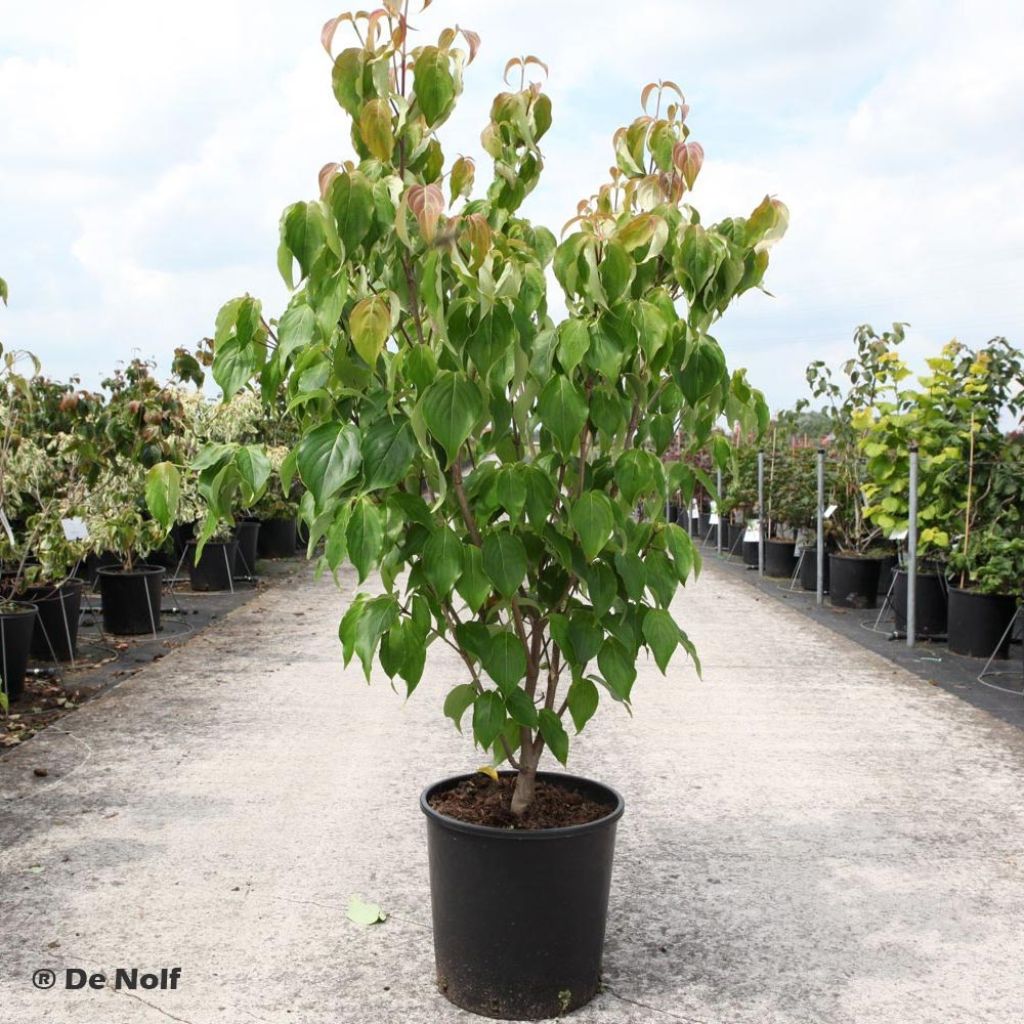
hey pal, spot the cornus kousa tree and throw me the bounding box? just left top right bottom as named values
left=204, top=1, right=787, bottom=815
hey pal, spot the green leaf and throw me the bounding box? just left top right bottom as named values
left=212, top=338, right=256, bottom=399
left=455, top=545, right=491, bottom=612
left=642, top=608, right=679, bottom=674
left=282, top=201, right=326, bottom=282
left=567, top=611, right=603, bottom=667
left=332, top=48, right=366, bottom=117
left=0, top=276, right=7, bottom=305
left=473, top=691, right=506, bottom=749
left=506, top=688, right=539, bottom=728
left=353, top=593, right=398, bottom=677
left=614, top=552, right=646, bottom=601
left=556, top=319, right=591, bottom=374
left=235, top=445, right=272, bottom=503
left=361, top=418, right=416, bottom=491
left=444, top=683, right=477, bottom=731
left=571, top=492, right=615, bottom=562
left=538, top=709, right=569, bottom=765
left=598, top=637, right=637, bottom=702
left=584, top=561, right=617, bottom=618
left=297, top=422, right=362, bottom=506
left=414, top=46, right=456, bottom=126
left=492, top=466, right=527, bottom=521
left=347, top=895, right=387, bottom=926
left=615, top=450, right=656, bottom=506
left=422, top=527, right=464, bottom=597
left=329, top=171, right=375, bottom=254
left=482, top=532, right=527, bottom=598
left=663, top=523, right=695, bottom=582
left=349, top=295, right=390, bottom=366
left=421, top=372, right=483, bottom=467
left=538, top=377, right=588, bottom=453
left=359, top=98, right=394, bottom=162
left=144, top=463, right=180, bottom=531
left=482, top=631, right=527, bottom=695
left=277, top=302, right=316, bottom=363
left=346, top=499, right=383, bottom=582
left=598, top=241, right=635, bottom=303
left=567, top=677, right=599, bottom=732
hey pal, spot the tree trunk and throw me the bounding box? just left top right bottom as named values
left=510, top=753, right=538, bottom=817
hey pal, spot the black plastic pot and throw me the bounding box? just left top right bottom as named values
left=798, top=548, right=830, bottom=592
left=742, top=538, right=759, bottom=567
left=727, top=522, right=746, bottom=554
left=764, top=539, right=797, bottom=578
left=697, top=512, right=710, bottom=538
left=877, top=553, right=897, bottom=596
left=891, top=570, right=947, bottom=639
left=21, top=579, right=84, bottom=661
left=947, top=586, right=1017, bottom=659
left=257, top=517, right=297, bottom=559
left=0, top=602, right=36, bottom=703
left=233, top=520, right=260, bottom=577
left=829, top=554, right=882, bottom=609
left=421, top=772, right=624, bottom=1020
left=186, top=540, right=238, bottom=592
left=97, top=565, right=164, bottom=636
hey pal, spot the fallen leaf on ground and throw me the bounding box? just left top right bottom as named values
left=347, top=896, right=387, bottom=926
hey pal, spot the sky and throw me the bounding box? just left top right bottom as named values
left=2, top=0, right=1023, bottom=412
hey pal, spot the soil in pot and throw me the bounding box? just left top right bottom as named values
left=422, top=772, right=624, bottom=1020
left=947, top=586, right=1017, bottom=658
left=891, top=570, right=947, bottom=639
left=21, top=579, right=84, bottom=661
left=257, top=517, right=297, bottom=559
left=0, top=602, right=37, bottom=703
left=798, top=548, right=830, bottom=592
left=829, top=554, right=882, bottom=609
left=764, top=539, right=797, bottom=578
left=233, top=520, right=260, bottom=577
left=97, top=565, right=164, bottom=636
left=186, top=540, right=239, bottom=592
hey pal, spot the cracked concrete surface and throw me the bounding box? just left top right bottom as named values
left=1, top=560, right=1023, bottom=1024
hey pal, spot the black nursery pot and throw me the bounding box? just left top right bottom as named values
left=698, top=512, right=710, bottom=538
left=186, top=540, right=238, bottom=592
left=829, top=554, right=882, bottom=609
left=257, top=517, right=297, bottom=559
left=727, top=522, right=746, bottom=554
left=21, top=579, right=84, bottom=661
left=764, top=539, right=797, bottom=578
left=421, top=772, right=624, bottom=1020
left=877, top=553, right=898, bottom=596
left=798, top=548, right=830, bottom=592
left=742, top=538, right=760, bottom=567
left=0, top=602, right=37, bottom=703
left=946, top=586, right=1017, bottom=659
left=232, top=520, right=261, bottom=577
left=97, top=565, right=164, bottom=636
left=79, top=550, right=121, bottom=588
left=891, top=570, right=947, bottom=639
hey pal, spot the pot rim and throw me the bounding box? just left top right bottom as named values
left=95, top=563, right=166, bottom=579
left=420, top=770, right=625, bottom=841
left=20, top=577, right=86, bottom=600
left=830, top=551, right=886, bottom=562
left=946, top=584, right=1019, bottom=600
left=184, top=539, right=237, bottom=549
left=0, top=599, right=39, bottom=619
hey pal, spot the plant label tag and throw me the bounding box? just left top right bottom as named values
left=61, top=517, right=90, bottom=541
left=709, top=513, right=719, bottom=525
left=823, top=504, right=837, bottom=519
left=744, top=519, right=760, bottom=542
left=890, top=528, right=909, bottom=541
left=690, top=502, right=700, bottom=519
left=0, top=508, right=13, bottom=544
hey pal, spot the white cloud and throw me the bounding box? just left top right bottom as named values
left=1, top=0, right=1022, bottom=411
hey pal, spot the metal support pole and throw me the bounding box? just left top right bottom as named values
left=716, top=467, right=723, bottom=556
left=816, top=447, right=825, bottom=606
left=757, top=450, right=765, bottom=578
left=907, top=443, right=919, bottom=649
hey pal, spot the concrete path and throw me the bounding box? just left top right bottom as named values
left=2, top=561, right=1023, bottom=1024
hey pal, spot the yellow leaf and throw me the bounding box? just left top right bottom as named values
left=476, top=765, right=499, bottom=782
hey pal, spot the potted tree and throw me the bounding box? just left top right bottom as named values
left=200, top=4, right=786, bottom=1017
left=807, top=324, right=906, bottom=608
left=0, top=304, right=41, bottom=703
